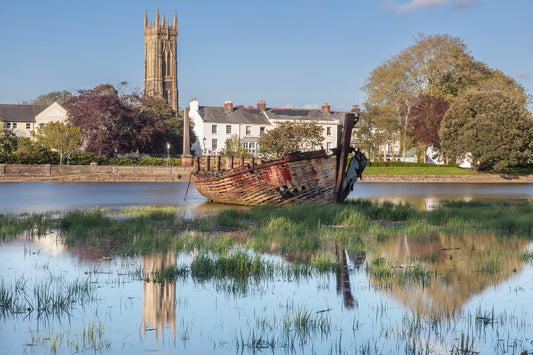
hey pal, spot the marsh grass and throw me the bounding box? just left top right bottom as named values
left=1, top=274, right=95, bottom=317
left=31, top=319, right=111, bottom=353
left=366, top=256, right=432, bottom=288
left=519, top=250, right=533, bottom=262
left=475, top=249, right=504, bottom=274
left=0, top=212, right=56, bottom=240
left=144, top=265, right=189, bottom=282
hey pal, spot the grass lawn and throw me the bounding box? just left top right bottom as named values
left=364, top=165, right=533, bottom=176
left=364, top=166, right=480, bottom=175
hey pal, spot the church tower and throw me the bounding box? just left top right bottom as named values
left=143, top=9, right=179, bottom=112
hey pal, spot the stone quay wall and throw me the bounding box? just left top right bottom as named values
left=1, top=164, right=532, bottom=183
left=0, top=164, right=195, bottom=182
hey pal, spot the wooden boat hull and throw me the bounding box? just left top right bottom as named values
left=191, top=112, right=366, bottom=206
left=193, top=151, right=340, bottom=206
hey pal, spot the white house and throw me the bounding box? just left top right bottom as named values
left=188, top=99, right=348, bottom=156
left=0, top=102, right=68, bottom=138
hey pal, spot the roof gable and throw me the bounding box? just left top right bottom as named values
left=35, top=102, right=68, bottom=122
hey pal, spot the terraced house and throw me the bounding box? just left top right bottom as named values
left=0, top=102, right=68, bottom=138
left=188, top=98, right=351, bottom=157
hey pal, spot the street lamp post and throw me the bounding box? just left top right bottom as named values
left=166, top=143, right=170, bottom=166
left=367, top=138, right=372, bottom=167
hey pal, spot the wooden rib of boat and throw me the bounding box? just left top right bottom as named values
left=191, top=113, right=366, bottom=206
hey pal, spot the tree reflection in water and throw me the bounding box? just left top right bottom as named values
left=367, top=231, right=531, bottom=316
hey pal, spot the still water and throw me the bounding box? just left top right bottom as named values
left=1, top=182, right=533, bottom=354
left=1, top=181, right=533, bottom=214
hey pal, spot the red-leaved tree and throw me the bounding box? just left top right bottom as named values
left=65, top=85, right=168, bottom=157
left=408, top=96, right=450, bottom=163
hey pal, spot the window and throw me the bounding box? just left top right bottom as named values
left=327, top=127, right=332, bottom=136
left=212, top=138, right=218, bottom=150
left=12, top=123, right=17, bottom=129
left=245, top=126, right=252, bottom=135
left=327, top=142, right=332, bottom=153
left=260, top=126, right=265, bottom=135
left=26, top=123, right=31, bottom=130
left=5, top=122, right=10, bottom=129
left=226, top=125, right=231, bottom=134
left=211, top=125, right=217, bottom=134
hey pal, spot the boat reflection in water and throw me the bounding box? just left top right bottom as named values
left=142, top=253, right=177, bottom=341
left=336, top=246, right=359, bottom=309
left=367, top=231, right=531, bottom=316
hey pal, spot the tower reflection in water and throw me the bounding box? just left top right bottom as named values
left=142, top=253, right=177, bottom=341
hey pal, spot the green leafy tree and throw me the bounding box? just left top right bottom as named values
left=440, top=89, right=533, bottom=171
left=221, top=134, right=250, bottom=157
left=0, top=128, right=18, bottom=159
left=362, top=33, right=501, bottom=160
left=258, top=120, right=323, bottom=158
left=24, top=90, right=73, bottom=105
left=33, top=122, right=82, bottom=165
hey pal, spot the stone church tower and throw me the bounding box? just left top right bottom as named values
left=143, top=9, right=179, bottom=112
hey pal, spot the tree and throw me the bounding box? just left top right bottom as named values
left=408, top=96, right=450, bottom=163
left=358, top=105, right=401, bottom=161
left=440, top=89, right=533, bottom=171
left=65, top=85, right=168, bottom=157
left=139, top=95, right=180, bottom=154
left=258, top=120, right=323, bottom=158
left=221, top=135, right=250, bottom=157
left=0, top=129, right=18, bottom=158
left=362, top=34, right=500, bottom=160
left=33, top=122, right=82, bottom=165
left=24, top=90, right=73, bottom=105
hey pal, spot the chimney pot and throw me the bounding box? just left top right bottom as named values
left=224, top=100, right=234, bottom=112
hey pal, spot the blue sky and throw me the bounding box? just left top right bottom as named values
left=1, top=0, right=531, bottom=112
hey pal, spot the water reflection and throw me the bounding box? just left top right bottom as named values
left=369, top=231, right=531, bottom=316
left=142, top=253, right=177, bottom=341
left=336, top=246, right=356, bottom=309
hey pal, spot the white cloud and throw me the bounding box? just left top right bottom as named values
left=382, top=0, right=449, bottom=15
left=381, top=0, right=482, bottom=14
left=452, top=0, right=484, bottom=10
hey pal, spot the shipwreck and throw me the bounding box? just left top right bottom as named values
left=191, top=112, right=366, bottom=206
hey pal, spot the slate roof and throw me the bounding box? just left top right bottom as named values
left=267, top=108, right=341, bottom=122
left=198, top=105, right=345, bottom=124
left=0, top=104, right=48, bottom=123
left=198, top=106, right=270, bottom=125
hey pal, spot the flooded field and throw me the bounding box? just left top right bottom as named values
left=1, top=201, right=533, bottom=354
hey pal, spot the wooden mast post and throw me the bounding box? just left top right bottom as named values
left=334, top=112, right=357, bottom=203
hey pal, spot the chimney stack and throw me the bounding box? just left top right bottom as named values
left=224, top=100, right=233, bottom=112
left=321, top=102, right=331, bottom=113
left=257, top=100, right=266, bottom=111
left=351, top=105, right=360, bottom=113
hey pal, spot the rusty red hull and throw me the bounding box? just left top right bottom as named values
left=192, top=151, right=339, bottom=206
